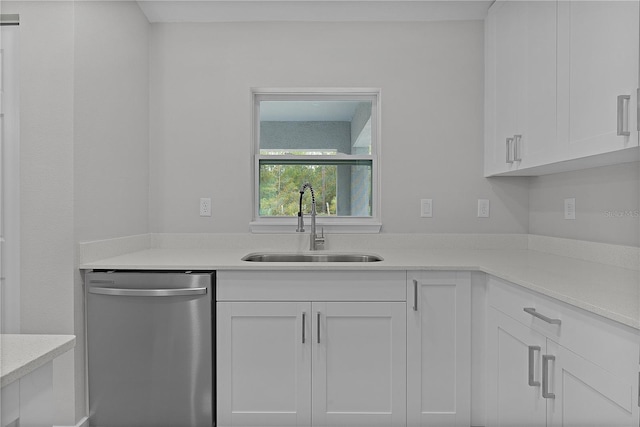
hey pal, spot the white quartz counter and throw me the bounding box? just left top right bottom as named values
left=80, top=241, right=640, bottom=330
left=1, top=334, right=76, bottom=387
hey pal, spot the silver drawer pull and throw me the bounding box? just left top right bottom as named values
left=317, top=312, right=321, bottom=344
left=542, top=354, right=555, bottom=399
left=413, top=279, right=418, bottom=312
left=524, top=307, right=561, bottom=325
left=528, top=345, right=541, bottom=387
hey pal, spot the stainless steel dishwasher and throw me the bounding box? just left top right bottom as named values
left=86, top=270, right=214, bottom=427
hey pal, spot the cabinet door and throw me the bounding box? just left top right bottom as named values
left=407, top=272, right=471, bottom=427
left=516, top=0, right=559, bottom=169
left=486, top=308, right=547, bottom=427
left=311, top=302, right=406, bottom=427
left=557, top=0, right=639, bottom=158
left=485, top=0, right=522, bottom=176
left=485, top=0, right=558, bottom=175
left=217, top=302, right=312, bottom=427
left=546, top=341, right=639, bottom=427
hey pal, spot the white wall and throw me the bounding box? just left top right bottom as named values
left=74, top=1, right=150, bottom=242
left=148, top=21, right=530, bottom=234
left=3, top=1, right=150, bottom=424
left=529, top=162, right=640, bottom=247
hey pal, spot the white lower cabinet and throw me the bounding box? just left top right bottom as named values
left=217, top=270, right=637, bottom=427
left=407, top=271, right=471, bottom=427
left=487, top=277, right=639, bottom=427
left=216, top=270, right=408, bottom=427
left=217, top=301, right=406, bottom=427
left=547, top=341, right=638, bottom=427
left=0, top=362, right=54, bottom=427
left=487, top=307, right=549, bottom=427
left=216, top=270, right=473, bottom=427
left=217, top=302, right=312, bottom=426
left=312, top=301, right=407, bottom=426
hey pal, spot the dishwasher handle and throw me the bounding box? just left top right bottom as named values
left=88, top=287, right=208, bottom=297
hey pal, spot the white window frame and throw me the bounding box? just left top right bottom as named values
left=250, top=88, right=382, bottom=234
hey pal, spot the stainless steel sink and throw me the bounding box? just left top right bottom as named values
left=241, top=252, right=383, bottom=263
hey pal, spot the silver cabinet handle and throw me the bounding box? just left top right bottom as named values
left=413, top=279, right=418, bottom=311
left=513, top=134, right=522, bottom=161
left=542, top=355, right=555, bottom=399
left=506, top=137, right=514, bottom=163
left=528, top=346, right=541, bottom=386
left=88, top=287, right=207, bottom=297
left=302, top=312, right=306, bottom=344
left=317, top=312, right=321, bottom=344
left=617, top=94, right=631, bottom=136
left=524, top=307, right=561, bottom=325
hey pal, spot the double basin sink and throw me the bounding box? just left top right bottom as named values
left=242, top=252, right=383, bottom=263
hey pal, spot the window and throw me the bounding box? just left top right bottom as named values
left=250, top=88, right=381, bottom=233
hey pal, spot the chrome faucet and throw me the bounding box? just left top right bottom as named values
left=297, top=183, right=325, bottom=251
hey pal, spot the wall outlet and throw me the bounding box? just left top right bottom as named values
left=564, top=198, right=576, bottom=220
left=200, top=198, right=212, bottom=217
left=477, top=199, right=490, bottom=218
left=420, top=199, right=433, bottom=218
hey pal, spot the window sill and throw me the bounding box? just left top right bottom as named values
left=250, top=218, right=382, bottom=234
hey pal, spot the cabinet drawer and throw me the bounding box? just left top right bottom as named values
left=488, top=276, right=638, bottom=379
left=488, top=276, right=563, bottom=340
left=217, top=270, right=407, bottom=302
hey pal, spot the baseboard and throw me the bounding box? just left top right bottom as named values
left=53, top=416, right=89, bottom=427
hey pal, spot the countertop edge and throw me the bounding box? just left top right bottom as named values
left=1, top=335, right=76, bottom=388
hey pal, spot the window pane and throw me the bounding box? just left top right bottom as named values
left=259, top=160, right=372, bottom=217
left=259, top=101, right=372, bottom=155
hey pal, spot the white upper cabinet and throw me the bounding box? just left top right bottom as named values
left=557, top=1, right=639, bottom=158
left=485, top=0, right=640, bottom=177
left=485, top=0, right=558, bottom=176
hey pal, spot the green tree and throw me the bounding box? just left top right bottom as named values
left=259, top=164, right=337, bottom=216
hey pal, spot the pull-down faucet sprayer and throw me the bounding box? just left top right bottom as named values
left=297, top=183, right=325, bottom=250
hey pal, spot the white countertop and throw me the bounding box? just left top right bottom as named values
left=1, top=334, right=76, bottom=387
left=80, top=244, right=640, bottom=330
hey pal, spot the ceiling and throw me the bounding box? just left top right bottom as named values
left=137, top=0, right=493, bottom=23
